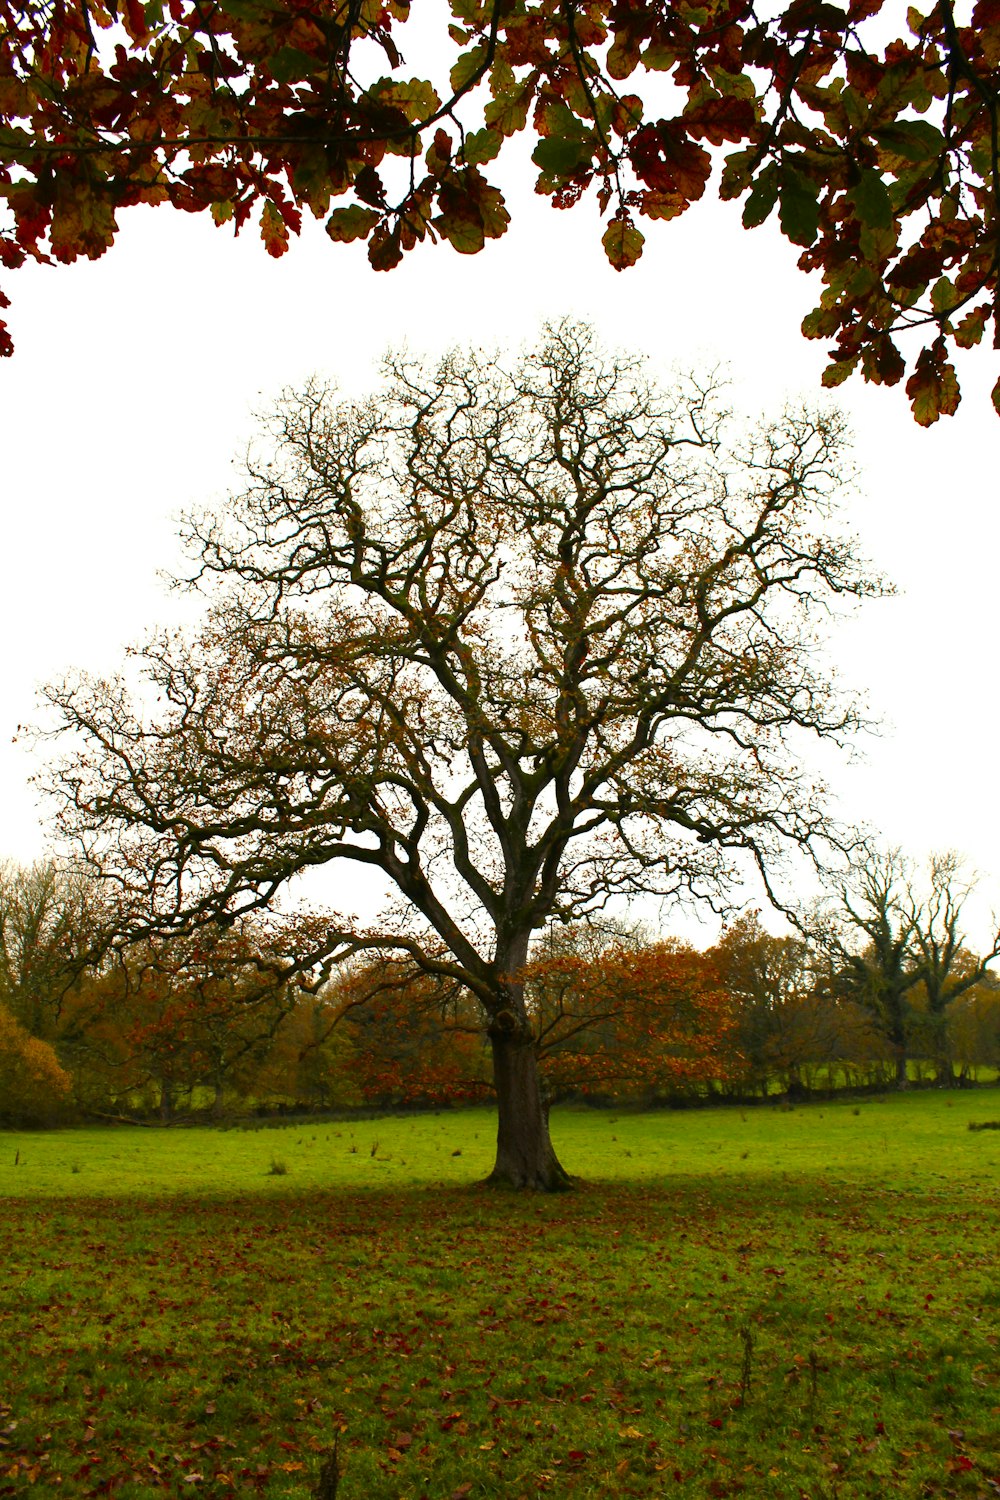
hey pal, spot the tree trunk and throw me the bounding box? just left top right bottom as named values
left=485, top=1018, right=572, bottom=1191
left=894, top=1047, right=909, bottom=1088
left=158, top=1076, right=174, bottom=1122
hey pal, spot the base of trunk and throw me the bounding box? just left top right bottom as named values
left=486, top=1022, right=574, bottom=1192
left=482, top=1158, right=575, bottom=1192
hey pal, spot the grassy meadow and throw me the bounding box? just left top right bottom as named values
left=2, top=1093, right=1000, bottom=1498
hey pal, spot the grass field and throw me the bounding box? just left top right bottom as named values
left=2, top=1093, right=1000, bottom=1498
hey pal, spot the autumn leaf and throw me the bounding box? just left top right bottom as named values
left=260, top=200, right=290, bottom=258
left=602, top=216, right=644, bottom=269
left=905, top=340, right=961, bottom=425
left=682, top=93, right=757, bottom=146
left=368, top=222, right=403, bottom=270
left=629, top=122, right=711, bottom=199
left=954, top=304, right=990, bottom=349
left=325, top=206, right=381, bottom=244
left=436, top=169, right=509, bottom=253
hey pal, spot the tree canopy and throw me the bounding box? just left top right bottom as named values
left=44, top=321, right=880, bottom=1186
left=2, top=0, right=998, bottom=421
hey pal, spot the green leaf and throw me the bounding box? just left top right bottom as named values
left=905, top=343, right=960, bottom=425
left=873, top=120, right=945, bottom=163
left=821, top=356, right=858, bottom=388
left=742, top=165, right=779, bottom=228
left=450, top=42, right=488, bottom=95
left=437, top=202, right=484, bottom=254
left=642, top=43, right=677, bottom=71
left=719, top=146, right=755, bottom=201
left=219, top=0, right=273, bottom=18
left=607, top=31, right=641, bottom=80
left=532, top=133, right=594, bottom=177
left=369, top=77, right=441, bottom=125
left=801, top=305, right=841, bottom=339
left=268, top=47, right=317, bottom=84
left=930, top=275, right=957, bottom=314
left=840, top=86, right=868, bottom=130
left=778, top=168, right=820, bottom=247
left=859, top=221, right=897, bottom=263
left=461, top=128, right=503, bottom=166
left=848, top=169, right=894, bottom=230
left=325, top=205, right=381, bottom=243
left=476, top=182, right=510, bottom=241
left=484, top=80, right=532, bottom=135
left=954, top=304, right=990, bottom=349
left=707, top=65, right=757, bottom=100
left=435, top=170, right=508, bottom=254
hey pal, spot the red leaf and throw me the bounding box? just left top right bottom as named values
left=682, top=95, right=757, bottom=146
left=629, top=122, right=711, bottom=199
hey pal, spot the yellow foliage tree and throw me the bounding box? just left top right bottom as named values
left=0, top=1005, right=72, bottom=1122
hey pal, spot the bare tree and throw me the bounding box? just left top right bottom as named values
left=821, top=849, right=921, bottom=1088
left=823, top=847, right=1000, bottom=1087
left=0, top=858, right=99, bottom=1040
left=42, top=321, right=880, bottom=1189
left=909, top=853, right=1000, bottom=1082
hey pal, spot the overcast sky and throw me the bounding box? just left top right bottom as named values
left=2, top=147, right=998, bottom=944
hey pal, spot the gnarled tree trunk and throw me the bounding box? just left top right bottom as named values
left=485, top=1012, right=572, bottom=1192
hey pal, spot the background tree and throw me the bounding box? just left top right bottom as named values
left=3, top=0, right=998, bottom=421
left=523, top=932, right=736, bottom=1101
left=821, top=846, right=1000, bottom=1086
left=0, top=1004, right=71, bottom=1123
left=44, top=321, right=880, bottom=1189
left=821, top=847, right=924, bottom=1086
left=907, top=852, right=1000, bottom=1081
left=945, top=973, right=1000, bottom=1081
left=318, top=954, right=491, bottom=1109
left=249, top=987, right=364, bottom=1109
left=712, top=912, right=892, bottom=1096
left=75, top=918, right=317, bottom=1118
left=0, top=858, right=98, bottom=1041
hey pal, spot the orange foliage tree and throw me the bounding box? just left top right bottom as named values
left=523, top=937, right=737, bottom=1099
left=59, top=918, right=313, bottom=1117
left=337, top=959, right=491, bottom=1109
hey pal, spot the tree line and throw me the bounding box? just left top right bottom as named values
left=3, top=847, right=997, bottom=1127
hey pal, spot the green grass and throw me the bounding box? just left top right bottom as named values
left=2, top=1093, right=1000, bottom=1498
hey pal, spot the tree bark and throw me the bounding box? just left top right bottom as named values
left=893, top=1046, right=909, bottom=1089
left=158, top=1076, right=174, bottom=1122
left=484, top=1016, right=572, bottom=1191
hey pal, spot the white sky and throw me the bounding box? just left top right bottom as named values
left=2, top=146, right=998, bottom=946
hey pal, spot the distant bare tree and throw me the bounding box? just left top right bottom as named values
left=822, top=848, right=1000, bottom=1086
